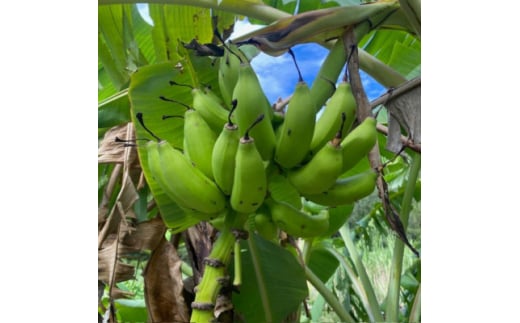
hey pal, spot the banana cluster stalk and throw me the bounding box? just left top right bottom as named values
left=136, top=43, right=380, bottom=242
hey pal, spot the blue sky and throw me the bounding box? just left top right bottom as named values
left=136, top=5, right=386, bottom=106
left=231, top=20, right=385, bottom=102
left=231, top=18, right=386, bottom=105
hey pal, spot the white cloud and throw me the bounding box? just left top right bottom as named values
left=230, top=18, right=265, bottom=40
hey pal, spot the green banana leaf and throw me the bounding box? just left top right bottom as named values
left=359, top=29, right=420, bottom=79
left=233, top=233, right=308, bottom=322
left=114, top=299, right=148, bottom=322
left=307, top=244, right=340, bottom=283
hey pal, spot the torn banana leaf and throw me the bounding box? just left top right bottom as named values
left=230, top=0, right=400, bottom=56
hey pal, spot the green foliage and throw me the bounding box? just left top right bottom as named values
left=98, top=1, right=420, bottom=322
left=233, top=234, right=308, bottom=322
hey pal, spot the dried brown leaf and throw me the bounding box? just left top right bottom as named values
left=386, top=85, right=421, bottom=153
left=98, top=235, right=136, bottom=283
left=144, top=238, right=189, bottom=323
left=98, top=123, right=137, bottom=164
left=98, top=173, right=139, bottom=248
left=121, top=217, right=166, bottom=252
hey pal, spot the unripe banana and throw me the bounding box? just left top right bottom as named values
left=287, top=114, right=347, bottom=195
left=191, top=87, right=230, bottom=133
left=303, top=170, right=377, bottom=207
left=309, top=37, right=347, bottom=112
left=264, top=198, right=329, bottom=239
left=157, top=140, right=227, bottom=214
left=218, top=44, right=241, bottom=108
left=310, top=81, right=357, bottom=156
left=182, top=108, right=218, bottom=180
left=211, top=101, right=240, bottom=195
left=230, top=114, right=268, bottom=214
left=136, top=113, right=226, bottom=215
left=146, top=140, right=221, bottom=222
left=253, top=210, right=278, bottom=242
left=274, top=80, right=316, bottom=169
left=232, top=63, right=276, bottom=161
left=341, top=117, right=378, bottom=173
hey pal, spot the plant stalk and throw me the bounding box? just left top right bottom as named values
left=339, top=226, right=384, bottom=322
left=98, top=0, right=291, bottom=23
left=409, top=283, right=421, bottom=323
left=190, top=228, right=235, bottom=323
left=385, top=153, right=421, bottom=322
left=304, top=266, right=355, bottom=323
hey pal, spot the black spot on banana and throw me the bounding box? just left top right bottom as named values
left=274, top=80, right=316, bottom=169
left=182, top=108, right=218, bottom=180
left=341, top=117, right=378, bottom=173
left=232, top=63, right=276, bottom=161
left=264, top=197, right=329, bottom=239
left=212, top=100, right=240, bottom=196
left=191, top=86, right=230, bottom=134
left=136, top=113, right=226, bottom=216
left=287, top=113, right=346, bottom=195
left=230, top=114, right=268, bottom=214
left=310, top=81, right=357, bottom=157
left=303, top=170, right=377, bottom=207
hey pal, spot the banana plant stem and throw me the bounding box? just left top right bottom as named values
left=190, top=228, right=235, bottom=323
left=385, top=153, right=421, bottom=322
left=339, top=225, right=384, bottom=322
left=98, top=0, right=291, bottom=23
left=304, top=266, right=356, bottom=323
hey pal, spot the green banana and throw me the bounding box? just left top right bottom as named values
left=264, top=197, right=329, bottom=238
left=157, top=140, right=227, bottom=214
left=309, top=37, right=347, bottom=112
left=218, top=44, right=241, bottom=108
left=303, top=170, right=377, bottom=207
left=274, top=80, right=316, bottom=169
left=211, top=100, right=240, bottom=195
left=253, top=209, right=278, bottom=242
left=341, top=116, right=378, bottom=173
left=230, top=114, right=268, bottom=214
left=232, top=62, right=276, bottom=161
left=191, top=87, right=230, bottom=133
left=182, top=108, right=218, bottom=180
left=147, top=140, right=220, bottom=222
left=287, top=113, right=346, bottom=195
left=309, top=81, right=357, bottom=156
left=136, top=113, right=226, bottom=215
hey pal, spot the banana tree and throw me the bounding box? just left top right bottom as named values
left=98, top=0, right=421, bottom=322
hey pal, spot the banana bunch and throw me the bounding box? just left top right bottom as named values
left=135, top=43, right=380, bottom=240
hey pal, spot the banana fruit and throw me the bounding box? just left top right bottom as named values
left=191, top=87, right=230, bottom=133
left=274, top=80, right=316, bottom=169
left=134, top=39, right=394, bottom=251
left=230, top=114, right=268, bottom=214
left=341, top=116, right=378, bottom=173
left=310, top=81, right=357, bottom=156
left=309, top=37, right=347, bottom=112
left=287, top=113, right=346, bottom=195
left=136, top=113, right=226, bottom=215
left=218, top=44, right=241, bottom=108
left=264, top=197, right=329, bottom=238
left=211, top=100, right=240, bottom=195
left=183, top=108, right=218, bottom=180
left=303, top=170, right=377, bottom=207
left=232, top=62, right=276, bottom=161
